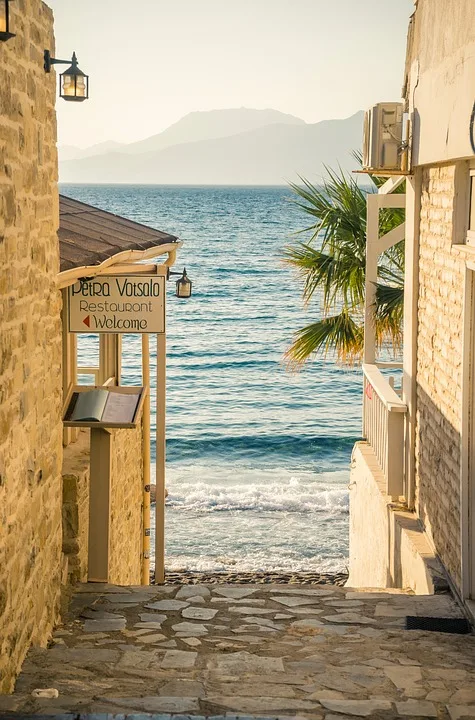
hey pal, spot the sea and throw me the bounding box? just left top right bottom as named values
left=62, top=184, right=363, bottom=575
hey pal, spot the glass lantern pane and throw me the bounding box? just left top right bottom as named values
left=75, top=76, right=87, bottom=98
left=469, top=175, right=475, bottom=231
left=61, top=74, right=76, bottom=97
left=0, top=1, right=7, bottom=33
left=177, top=281, right=191, bottom=298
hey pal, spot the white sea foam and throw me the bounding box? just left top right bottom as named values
left=166, top=481, right=348, bottom=514
left=155, top=464, right=349, bottom=514
left=160, top=552, right=349, bottom=574
left=149, top=464, right=350, bottom=574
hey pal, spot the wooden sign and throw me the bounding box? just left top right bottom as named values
left=68, top=275, right=165, bottom=333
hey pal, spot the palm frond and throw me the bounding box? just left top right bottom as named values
left=285, top=311, right=364, bottom=369
left=283, top=243, right=335, bottom=305
left=285, top=154, right=405, bottom=366
left=374, top=283, right=404, bottom=350
left=283, top=242, right=365, bottom=310
left=289, top=169, right=367, bottom=255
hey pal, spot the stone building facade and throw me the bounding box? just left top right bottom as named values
left=415, top=164, right=465, bottom=590
left=0, top=0, right=152, bottom=693
left=407, top=0, right=475, bottom=605
left=349, top=0, right=475, bottom=613
left=0, top=0, right=64, bottom=694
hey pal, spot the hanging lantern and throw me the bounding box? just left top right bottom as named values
left=0, top=0, right=15, bottom=41
left=175, top=268, right=192, bottom=299
left=59, top=52, right=89, bottom=102
left=44, top=50, right=89, bottom=102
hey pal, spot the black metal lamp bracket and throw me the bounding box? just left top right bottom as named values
left=0, top=0, right=15, bottom=42
left=167, top=269, right=182, bottom=280
left=44, top=49, right=75, bottom=73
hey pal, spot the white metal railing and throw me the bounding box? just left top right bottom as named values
left=362, top=363, right=407, bottom=498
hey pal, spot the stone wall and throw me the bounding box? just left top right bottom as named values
left=0, top=0, right=63, bottom=694
left=415, top=163, right=465, bottom=590
left=62, top=431, right=90, bottom=584
left=61, top=425, right=144, bottom=587
left=109, top=423, right=144, bottom=585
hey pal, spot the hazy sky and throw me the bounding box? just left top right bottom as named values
left=47, top=0, right=414, bottom=148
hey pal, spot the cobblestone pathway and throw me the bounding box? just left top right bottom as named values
left=2, top=583, right=475, bottom=719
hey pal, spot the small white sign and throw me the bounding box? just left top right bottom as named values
left=68, top=275, right=165, bottom=334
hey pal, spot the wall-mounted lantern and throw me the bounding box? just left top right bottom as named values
left=176, top=268, right=192, bottom=298
left=0, top=0, right=15, bottom=41
left=44, top=50, right=89, bottom=102
left=167, top=267, right=193, bottom=299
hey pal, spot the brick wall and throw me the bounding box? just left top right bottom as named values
left=415, top=163, right=464, bottom=589
left=0, top=0, right=63, bottom=693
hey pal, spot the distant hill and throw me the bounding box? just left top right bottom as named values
left=120, top=108, right=306, bottom=156
left=58, top=140, right=125, bottom=162
left=59, top=108, right=364, bottom=185
left=59, top=145, right=84, bottom=162
left=58, top=109, right=305, bottom=163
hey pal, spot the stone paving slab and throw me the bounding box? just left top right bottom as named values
left=3, top=583, right=474, bottom=719
left=0, top=715, right=305, bottom=720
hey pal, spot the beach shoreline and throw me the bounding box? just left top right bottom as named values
left=155, top=569, right=349, bottom=586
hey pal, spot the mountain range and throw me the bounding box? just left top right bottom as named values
left=59, top=108, right=364, bottom=185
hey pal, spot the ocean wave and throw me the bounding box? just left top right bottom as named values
left=162, top=553, right=349, bottom=574
left=164, top=433, right=357, bottom=461
left=167, top=358, right=278, bottom=371
left=164, top=479, right=348, bottom=514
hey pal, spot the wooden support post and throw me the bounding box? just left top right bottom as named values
left=141, top=334, right=151, bottom=585
left=88, top=428, right=112, bottom=582
left=99, top=334, right=120, bottom=386
left=364, top=194, right=379, bottom=364
left=62, top=290, right=78, bottom=446
left=116, top=334, right=122, bottom=384
left=402, top=174, right=421, bottom=509
left=155, top=332, right=166, bottom=584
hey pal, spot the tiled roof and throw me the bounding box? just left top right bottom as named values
left=59, top=194, right=179, bottom=272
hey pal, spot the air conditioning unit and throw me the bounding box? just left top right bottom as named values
left=362, top=102, right=404, bottom=172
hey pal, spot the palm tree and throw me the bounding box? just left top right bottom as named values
left=284, top=161, right=405, bottom=367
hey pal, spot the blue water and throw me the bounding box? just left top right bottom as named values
left=63, top=184, right=362, bottom=573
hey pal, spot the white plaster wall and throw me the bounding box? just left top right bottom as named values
left=348, top=443, right=443, bottom=594
left=408, top=0, right=475, bottom=166
left=348, top=444, right=393, bottom=589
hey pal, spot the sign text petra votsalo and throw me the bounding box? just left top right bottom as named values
left=68, top=276, right=166, bottom=334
